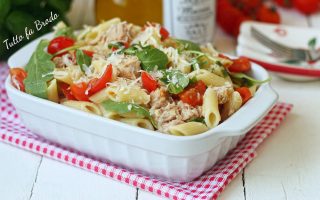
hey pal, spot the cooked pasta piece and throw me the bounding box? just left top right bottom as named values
left=98, top=104, right=120, bottom=119
left=105, top=84, right=150, bottom=105
left=202, top=88, right=221, bottom=128
left=118, top=118, right=154, bottom=130
left=62, top=100, right=102, bottom=116
left=221, top=91, right=243, bottom=121
left=169, top=122, right=209, bottom=136
left=47, top=79, right=59, bottom=103
left=89, top=88, right=109, bottom=103
left=53, top=68, right=73, bottom=85
left=189, top=69, right=226, bottom=87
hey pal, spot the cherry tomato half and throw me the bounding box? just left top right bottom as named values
left=48, top=36, right=75, bottom=56
left=82, top=50, right=95, bottom=57
left=178, top=81, right=207, bottom=107
left=236, top=87, right=252, bottom=104
left=160, top=27, right=170, bottom=41
left=59, top=82, right=76, bottom=100
left=10, top=68, right=27, bottom=92
left=88, top=64, right=113, bottom=95
left=70, top=82, right=89, bottom=101
left=141, top=71, right=158, bottom=93
left=228, top=57, right=251, bottom=73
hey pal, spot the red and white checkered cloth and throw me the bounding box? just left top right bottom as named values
left=0, top=64, right=292, bottom=200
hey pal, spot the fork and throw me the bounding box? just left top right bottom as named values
left=251, top=27, right=320, bottom=62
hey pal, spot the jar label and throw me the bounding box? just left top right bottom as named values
left=163, top=0, right=215, bottom=44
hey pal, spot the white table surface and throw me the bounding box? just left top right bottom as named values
left=1, top=8, right=320, bottom=200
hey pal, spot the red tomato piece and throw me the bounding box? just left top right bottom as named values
left=10, top=68, right=27, bottom=92
left=48, top=36, right=75, bottom=56
left=178, top=81, right=207, bottom=107
left=141, top=71, right=158, bottom=93
left=82, top=50, right=95, bottom=57
left=293, top=0, right=319, bottom=15
left=160, top=27, right=170, bottom=41
left=256, top=5, right=281, bottom=24
left=70, top=82, right=89, bottom=101
left=88, top=64, right=113, bottom=95
left=59, top=82, right=76, bottom=100
left=235, top=87, right=252, bottom=104
left=228, top=57, right=251, bottom=73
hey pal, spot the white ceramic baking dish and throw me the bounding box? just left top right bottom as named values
left=5, top=33, right=278, bottom=182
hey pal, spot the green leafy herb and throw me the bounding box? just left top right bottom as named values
left=101, top=100, right=157, bottom=128
left=76, top=49, right=92, bottom=72
left=175, top=39, right=201, bottom=52
left=229, top=72, right=270, bottom=87
left=137, top=47, right=168, bottom=72
left=108, top=42, right=126, bottom=50
left=24, top=39, right=55, bottom=99
left=308, top=37, right=317, bottom=50
left=161, top=69, right=189, bottom=94
left=55, top=26, right=75, bottom=39
left=188, top=117, right=205, bottom=124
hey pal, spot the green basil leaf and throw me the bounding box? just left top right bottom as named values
left=161, top=70, right=189, bottom=94
left=308, top=37, right=317, bottom=50
left=101, top=100, right=157, bottom=128
left=76, top=49, right=92, bottom=72
left=55, top=26, right=75, bottom=39
left=137, top=47, right=168, bottom=72
left=24, top=39, right=55, bottom=99
left=229, top=72, right=270, bottom=87
left=188, top=117, right=205, bottom=124
left=175, top=39, right=201, bottom=52
left=108, top=42, right=126, bottom=50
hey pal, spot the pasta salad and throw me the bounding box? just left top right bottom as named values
left=9, top=18, right=269, bottom=136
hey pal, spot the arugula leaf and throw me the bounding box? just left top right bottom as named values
left=229, top=72, right=270, bottom=87
left=55, top=26, right=75, bottom=39
left=76, top=49, right=92, bottom=72
left=175, top=39, right=201, bottom=52
left=101, top=100, right=157, bottom=128
left=24, top=39, right=55, bottom=99
left=188, top=117, right=205, bottom=124
left=136, top=47, right=168, bottom=72
left=161, top=69, right=189, bottom=94
left=308, top=37, right=317, bottom=50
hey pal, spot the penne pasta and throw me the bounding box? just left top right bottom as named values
left=169, top=122, right=209, bottom=136
left=98, top=104, right=120, bottom=119
left=189, top=69, right=227, bottom=87
left=118, top=118, right=154, bottom=130
left=202, top=88, right=221, bottom=128
left=89, top=88, right=110, bottom=103
left=47, top=79, right=59, bottom=103
left=62, top=100, right=102, bottom=116
left=221, top=91, right=243, bottom=121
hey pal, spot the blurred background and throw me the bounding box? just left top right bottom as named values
left=0, top=0, right=319, bottom=60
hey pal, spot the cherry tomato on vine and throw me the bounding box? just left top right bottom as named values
left=293, top=0, right=319, bottom=15
left=256, top=5, right=281, bottom=24
left=274, top=0, right=292, bottom=8
left=48, top=36, right=75, bottom=56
